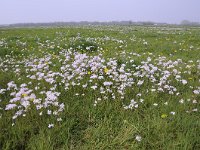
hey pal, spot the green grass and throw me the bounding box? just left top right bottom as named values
left=0, top=25, right=200, bottom=149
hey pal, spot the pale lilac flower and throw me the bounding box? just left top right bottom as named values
left=182, top=80, right=187, bottom=85
left=103, top=82, right=113, bottom=86
left=193, top=90, right=199, bottom=95
left=5, top=104, right=17, bottom=110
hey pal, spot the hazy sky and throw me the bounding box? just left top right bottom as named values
left=1, top=0, right=200, bottom=24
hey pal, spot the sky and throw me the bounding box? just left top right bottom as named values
left=0, top=0, right=200, bottom=24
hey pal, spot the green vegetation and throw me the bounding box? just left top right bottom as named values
left=0, top=26, right=200, bottom=149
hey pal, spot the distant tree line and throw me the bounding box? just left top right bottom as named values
left=180, top=20, right=200, bottom=26
left=0, top=20, right=199, bottom=28
left=0, top=21, right=168, bottom=28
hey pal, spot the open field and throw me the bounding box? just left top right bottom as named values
left=0, top=25, right=200, bottom=149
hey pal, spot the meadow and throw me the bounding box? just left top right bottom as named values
left=0, top=25, right=200, bottom=150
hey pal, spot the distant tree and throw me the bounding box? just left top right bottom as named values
left=181, top=20, right=191, bottom=25
left=181, top=20, right=200, bottom=26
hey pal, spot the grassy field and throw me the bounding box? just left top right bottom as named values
left=0, top=25, right=200, bottom=150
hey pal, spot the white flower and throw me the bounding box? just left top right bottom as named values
left=82, top=84, right=87, bottom=88
left=91, top=85, right=97, bottom=90
left=124, top=99, right=138, bottom=109
left=47, top=110, right=52, bottom=115
left=137, top=80, right=144, bottom=86
left=140, top=99, right=144, bottom=103
left=48, top=124, right=54, bottom=128
left=143, top=41, right=148, bottom=45
left=179, top=99, right=184, bottom=104
left=0, top=89, right=6, bottom=94
left=193, top=100, right=197, bottom=104
left=192, top=108, right=198, bottom=112
left=170, top=111, right=176, bottom=115
left=153, top=103, right=158, bottom=106
left=57, top=118, right=62, bottom=122
left=164, top=102, right=168, bottom=105
left=135, top=135, right=142, bottom=142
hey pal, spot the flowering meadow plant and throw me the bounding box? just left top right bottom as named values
left=0, top=26, right=199, bottom=149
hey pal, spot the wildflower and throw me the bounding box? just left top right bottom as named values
left=22, top=93, right=28, bottom=97
left=143, top=41, right=148, bottom=45
left=153, top=103, right=158, bottom=106
left=103, top=82, right=113, bottom=86
left=5, top=104, right=17, bottom=110
left=170, top=112, right=175, bottom=115
left=140, top=99, right=144, bottom=103
left=0, top=89, right=6, bottom=94
left=136, top=93, right=142, bottom=97
left=48, top=124, right=54, bottom=128
left=193, top=90, right=199, bottom=95
left=193, top=100, right=197, bottom=104
left=164, top=102, right=168, bottom=105
left=192, top=108, right=198, bottom=112
left=137, top=80, right=144, bottom=86
left=161, top=114, right=168, bottom=118
left=181, top=80, right=187, bottom=85
left=124, top=99, right=138, bottom=109
left=91, top=85, right=97, bottom=90
left=47, top=110, right=52, bottom=115
left=94, top=100, right=97, bottom=107
left=7, top=81, right=17, bottom=90
left=179, top=99, right=184, bottom=104
left=57, top=118, right=62, bottom=122
left=82, top=84, right=87, bottom=88
left=135, top=135, right=142, bottom=142
left=21, top=100, right=30, bottom=108
left=104, top=67, right=109, bottom=73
